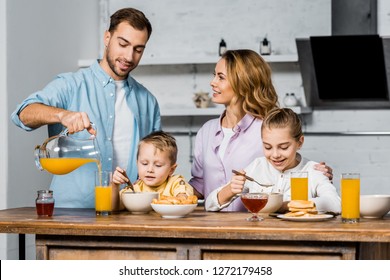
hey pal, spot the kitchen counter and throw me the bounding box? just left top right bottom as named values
left=0, top=207, right=389, bottom=260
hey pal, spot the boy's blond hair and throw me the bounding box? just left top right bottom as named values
left=137, top=131, right=177, bottom=164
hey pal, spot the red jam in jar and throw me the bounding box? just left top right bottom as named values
left=36, top=190, right=55, bottom=217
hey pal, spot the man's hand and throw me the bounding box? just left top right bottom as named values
left=58, top=111, right=95, bottom=135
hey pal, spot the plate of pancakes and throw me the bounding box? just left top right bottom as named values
left=277, top=200, right=334, bottom=222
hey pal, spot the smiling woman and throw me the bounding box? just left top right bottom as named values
left=190, top=49, right=279, bottom=212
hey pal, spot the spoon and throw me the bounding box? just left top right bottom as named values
left=232, top=169, right=274, bottom=188
left=121, top=169, right=134, bottom=192
left=125, top=180, right=135, bottom=192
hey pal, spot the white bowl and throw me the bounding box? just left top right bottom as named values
left=360, top=194, right=390, bottom=219
left=259, top=192, right=284, bottom=213
left=121, top=192, right=159, bottom=214
left=151, top=203, right=197, bottom=218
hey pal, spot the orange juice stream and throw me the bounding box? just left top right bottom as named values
left=341, top=178, right=360, bottom=219
left=291, top=177, right=308, bottom=200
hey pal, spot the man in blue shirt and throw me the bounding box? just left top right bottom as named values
left=11, top=8, right=161, bottom=208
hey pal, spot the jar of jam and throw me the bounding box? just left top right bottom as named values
left=36, top=190, right=55, bottom=217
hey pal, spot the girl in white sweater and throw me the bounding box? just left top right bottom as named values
left=205, top=108, right=341, bottom=213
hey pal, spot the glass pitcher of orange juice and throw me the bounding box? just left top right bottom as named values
left=34, top=123, right=101, bottom=175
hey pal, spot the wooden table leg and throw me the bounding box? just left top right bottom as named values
left=19, top=234, right=25, bottom=260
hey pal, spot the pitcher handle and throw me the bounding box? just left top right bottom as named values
left=34, top=145, right=44, bottom=171
left=60, top=122, right=97, bottom=138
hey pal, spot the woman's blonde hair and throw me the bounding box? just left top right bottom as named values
left=222, top=49, right=279, bottom=119
left=261, top=108, right=303, bottom=141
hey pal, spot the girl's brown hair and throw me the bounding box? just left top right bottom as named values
left=261, top=108, right=303, bottom=141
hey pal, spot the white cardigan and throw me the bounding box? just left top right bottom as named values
left=205, top=154, right=341, bottom=213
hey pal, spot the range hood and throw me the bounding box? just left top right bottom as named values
left=296, top=35, right=390, bottom=109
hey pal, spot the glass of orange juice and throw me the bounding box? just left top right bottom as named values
left=341, top=173, right=360, bottom=223
left=95, top=171, right=112, bottom=216
left=290, top=171, right=308, bottom=200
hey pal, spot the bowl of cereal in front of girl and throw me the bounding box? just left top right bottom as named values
left=259, top=192, right=283, bottom=213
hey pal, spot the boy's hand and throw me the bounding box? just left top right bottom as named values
left=112, top=166, right=130, bottom=185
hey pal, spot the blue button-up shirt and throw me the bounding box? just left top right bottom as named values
left=11, top=60, right=161, bottom=208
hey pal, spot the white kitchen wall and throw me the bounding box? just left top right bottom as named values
left=0, top=0, right=8, bottom=260
left=378, top=0, right=390, bottom=34
left=302, top=109, right=390, bottom=194
left=107, top=0, right=331, bottom=111
left=106, top=0, right=331, bottom=58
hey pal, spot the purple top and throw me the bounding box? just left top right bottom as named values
left=189, top=112, right=264, bottom=211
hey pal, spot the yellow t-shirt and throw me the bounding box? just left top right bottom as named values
left=133, top=174, right=194, bottom=197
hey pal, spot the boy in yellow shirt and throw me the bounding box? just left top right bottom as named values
left=113, top=131, right=193, bottom=201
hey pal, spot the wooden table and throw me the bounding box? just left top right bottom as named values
left=0, top=207, right=389, bottom=260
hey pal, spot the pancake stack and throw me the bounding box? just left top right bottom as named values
left=284, top=200, right=318, bottom=217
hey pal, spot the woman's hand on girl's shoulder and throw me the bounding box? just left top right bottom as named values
left=314, top=162, right=333, bottom=181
